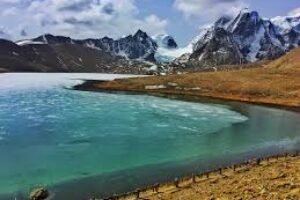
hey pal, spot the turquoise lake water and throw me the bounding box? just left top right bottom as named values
left=0, top=73, right=300, bottom=200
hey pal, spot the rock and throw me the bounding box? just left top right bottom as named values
left=259, top=188, right=266, bottom=194
left=167, top=82, right=178, bottom=87
left=190, top=27, right=246, bottom=68
left=183, top=87, right=201, bottom=91
left=145, top=85, right=167, bottom=90
left=190, top=87, right=201, bottom=90
left=29, top=187, right=49, bottom=200
left=286, top=188, right=300, bottom=199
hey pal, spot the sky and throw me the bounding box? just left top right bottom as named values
left=0, top=0, right=299, bottom=46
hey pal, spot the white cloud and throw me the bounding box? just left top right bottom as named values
left=173, top=0, right=248, bottom=19
left=143, top=15, right=168, bottom=35
left=288, top=7, right=300, bottom=17
left=0, top=0, right=168, bottom=40
left=0, top=26, right=11, bottom=40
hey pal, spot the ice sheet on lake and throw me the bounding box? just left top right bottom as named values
left=0, top=73, right=143, bottom=92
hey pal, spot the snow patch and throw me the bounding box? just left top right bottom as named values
left=85, top=42, right=102, bottom=51
left=155, top=46, right=193, bottom=63
left=12, top=51, right=19, bottom=56
left=0, top=73, right=144, bottom=92
left=271, top=16, right=293, bottom=34
left=16, top=40, right=45, bottom=46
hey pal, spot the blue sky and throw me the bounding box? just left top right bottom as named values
left=0, top=0, right=299, bottom=46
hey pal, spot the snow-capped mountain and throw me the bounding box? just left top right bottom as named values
left=93, top=30, right=158, bottom=62
left=2, top=10, right=300, bottom=73
left=152, top=34, right=188, bottom=63
left=153, top=28, right=219, bottom=64
left=178, top=9, right=300, bottom=68
left=226, top=9, right=285, bottom=62
left=0, top=31, right=163, bottom=73
left=271, top=15, right=300, bottom=49
left=153, top=34, right=178, bottom=49
left=190, top=27, right=246, bottom=67
left=17, top=30, right=158, bottom=62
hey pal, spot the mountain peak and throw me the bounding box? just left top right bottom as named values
left=227, top=9, right=262, bottom=33
left=134, top=29, right=148, bottom=37
left=215, top=16, right=232, bottom=28
left=235, top=9, right=260, bottom=20
left=240, top=7, right=251, bottom=14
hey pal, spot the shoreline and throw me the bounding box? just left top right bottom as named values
left=94, top=152, right=300, bottom=200
left=73, top=79, right=300, bottom=112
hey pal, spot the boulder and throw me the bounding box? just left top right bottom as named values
left=29, top=187, right=49, bottom=200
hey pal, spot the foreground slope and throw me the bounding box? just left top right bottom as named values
left=75, top=48, right=300, bottom=107
left=144, top=155, right=300, bottom=200
left=96, top=155, right=300, bottom=200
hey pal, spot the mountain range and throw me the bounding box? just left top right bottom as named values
left=175, top=8, right=300, bottom=69
left=0, top=9, right=299, bottom=74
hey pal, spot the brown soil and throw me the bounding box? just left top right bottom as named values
left=140, top=156, right=300, bottom=200
left=90, top=155, right=300, bottom=200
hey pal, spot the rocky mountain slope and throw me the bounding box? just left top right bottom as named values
left=272, top=15, right=300, bottom=49
left=176, top=9, right=300, bottom=69
left=18, top=30, right=159, bottom=62
left=0, top=38, right=151, bottom=73
left=0, top=30, right=171, bottom=73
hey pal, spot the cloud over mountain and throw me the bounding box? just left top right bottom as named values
left=0, top=0, right=168, bottom=40
left=288, top=7, right=300, bottom=17
left=173, top=0, right=248, bottom=19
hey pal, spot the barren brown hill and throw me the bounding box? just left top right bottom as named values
left=76, top=48, right=300, bottom=108
left=267, top=48, right=300, bottom=69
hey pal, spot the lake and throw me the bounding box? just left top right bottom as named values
left=0, top=73, right=299, bottom=200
